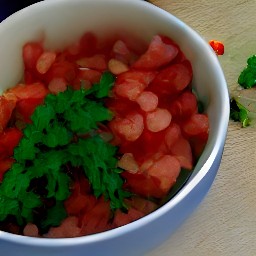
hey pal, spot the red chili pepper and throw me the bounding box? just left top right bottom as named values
left=209, top=40, right=224, bottom=55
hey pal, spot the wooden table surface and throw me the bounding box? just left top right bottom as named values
left=147, top=1, right=256, bottom=256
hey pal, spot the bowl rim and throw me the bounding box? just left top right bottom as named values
left=0, top=0, right=230, bottom=247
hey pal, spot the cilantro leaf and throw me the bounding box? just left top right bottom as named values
left=41, top=201, right=67, bottom=229
left=94, top=72, right=115, bottom=98
left=230, top=98, right=250, bottom=127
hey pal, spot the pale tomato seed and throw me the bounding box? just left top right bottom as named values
left=108, top=58, right=129, bottom=75
left=136, top=91, right=158, bottom=112
left=36, top=51, right=56, bottom=74
left=146, top=108, right=172, bottom=132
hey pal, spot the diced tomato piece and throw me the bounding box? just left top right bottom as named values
left=209, top=40, right=224, bottom=55
left=110, top=113, right=144, bottom=141
left=108, top=58, right=129, bottom=75
left=44, top=61, right=77, bottom=84
left=122, top=171, right=165, bottom=198
left=112, top=40, right=130, bottom=56
left=149, top=60, right=193, bottom=95
left=169, top=136, right=193, bottom=170
left=114, top=70, right=156, bottom=101
left=0, top=158, right=14, bottom=181
left=45, top=216, right=81, bottom=238
left=146, top=108, right=172, bottom=132
left=22, top=42, right=44, bottom=70
left=65, top=193, right=96, bottom=216
left=7, top=82, right=48, bottom=100
left=118, top=128, right=167, bottom=164
left=36, top=51, right=57, bottom=74
left=23, top=223, right=39, bottom=237
left=164, top=123, right=181, bottom=149
left=15, top=97, right=45, bottom=123
left=189, top=132, right=208, bottom=159
left=146, top=155, right=181, bottom=193
left=169, top=90, right=198, bottom=120
left=0, top=96, right=16, bottom=132
left=65, top=177, right=96, bottom=216
left=114, top=80, right=146, bottom=101
left=80, top=197, right=111, bottom=235
left=132, top=35, right=179, bottom=70
left=0, top=127, right=23, bottom=158
left=76, top=54, right=107, bottom=71
left=126, top=196, right=158, bottom=215
left=76, top=69, right=102, bottom=84
left=116, top=70, right=156, bottom=86
left=182, top=113, right=209, bottom=136
left=106, top=97, right=139, bottom=117
left=113, top=208, right=144, bottom=228
left=48, top=78, right=67, bottom=94
left=136, top=91, right=158, bottom=112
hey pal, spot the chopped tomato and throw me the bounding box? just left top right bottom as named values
left=149, top=60, right=193, bottom=95
left=169, top=136, right=193, bottom=170
left=45, top=216, right=81, bottom=238
left=110, top=112, right=144, bottom=142
left=22, top=42, right=44, bottom=70
left=146, top=155, right=181, bottom=193
left=114, top=80, right=146, bottom=101
left=132, top=35, right=179, bottom=70
left=169, top=90, right=198, bottom=120
left=164, top=123, right=181, bottom=149
left=15, top=97, right=45, bottom=123
left=0, top=96, right=16, bottom=132
left=80, top=197, right=111, bottom=235
left=145, top=108, right=172, bottom=132
left=122, top=171, right=165, bottom=198
left=0, top=158, right=14, bottom=181
left=7, top=82, right=48, bottom=100
left=126, top=196, right=158, bottom=215
left=182, top=113, right=209, bottom=136
left=48, top=78, right=67, bottom=94
left=209, top=40, right=224, bottom=55
left=44, top=61, right=77, bottom=84
left=113, top=208, right=144, bottom=228
left=77, top=69, right=102, bottom=86
left=114, top=70, right=156, bottom=100
left=76, top=54, right=107, bottom=71
left=116, top=70, right=156, bottom=86
left=0, top=127, right=23, bottom=158
left=23, top=223, right=39, bottom=237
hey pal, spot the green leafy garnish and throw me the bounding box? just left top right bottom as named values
left=0, top=72, right=130, bottom=230
left=238, top=55, right=256, bottom=89
left=230, top=98, right=250, bottom=127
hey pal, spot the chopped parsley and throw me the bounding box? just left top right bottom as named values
left=0, top=72, right=130, bottom=230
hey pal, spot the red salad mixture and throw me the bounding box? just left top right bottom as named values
left=0, top=32, right=209, bottom=238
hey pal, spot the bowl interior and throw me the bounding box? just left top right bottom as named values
left=0, top=0, right=229, bottom=244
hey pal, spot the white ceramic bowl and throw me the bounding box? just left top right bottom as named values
left=0, top=0, right=229, bottom=255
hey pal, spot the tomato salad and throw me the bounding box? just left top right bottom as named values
left=0, top=32, right=209, bottom=238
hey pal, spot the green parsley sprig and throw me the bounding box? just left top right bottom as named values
left=0, top=72, right=130, bottom=230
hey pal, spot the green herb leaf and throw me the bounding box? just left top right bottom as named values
left=238, top=55, right=256, bottom=89
left=230, top=98, right=250, bottom=127
left=0, top=73, right=129, bottom=231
